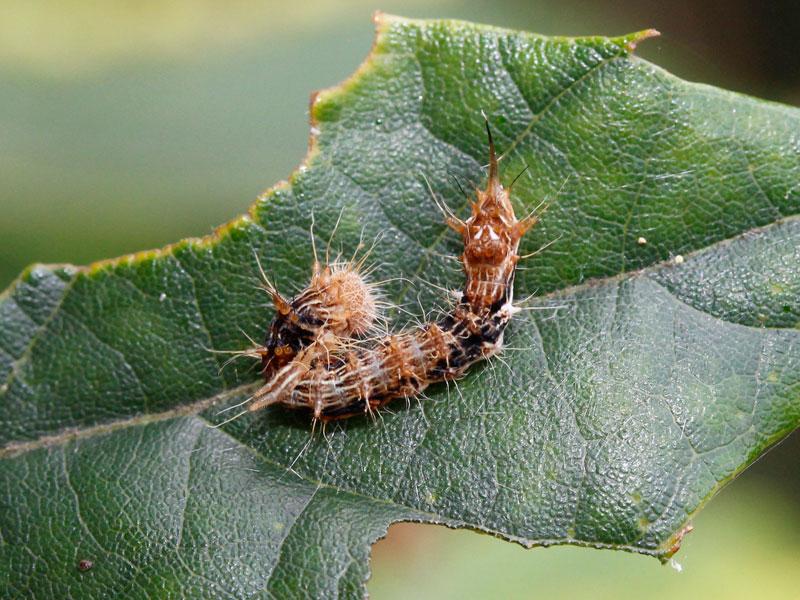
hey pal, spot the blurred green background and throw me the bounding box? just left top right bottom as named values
left=1, top=1, right=798, bottom=598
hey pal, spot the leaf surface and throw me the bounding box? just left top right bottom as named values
left=1, top=15, right=799, bottom=598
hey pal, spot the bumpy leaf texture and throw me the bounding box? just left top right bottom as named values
left=1, top=14, right=799, bottom=599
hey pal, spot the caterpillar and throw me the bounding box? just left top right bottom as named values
left=243, top=119, right=539, bottom=421
left=209, top=217, right=390, bottom=421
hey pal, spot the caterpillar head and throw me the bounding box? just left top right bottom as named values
left=260, top=259, right=382, bottom=379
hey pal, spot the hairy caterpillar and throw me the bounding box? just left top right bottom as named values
left=242, top=120, right=539, bottom=421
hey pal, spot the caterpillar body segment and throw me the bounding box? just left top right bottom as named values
left=260, top=259, right=383, bottom=380
left=248, top=331, right=335, bottom=414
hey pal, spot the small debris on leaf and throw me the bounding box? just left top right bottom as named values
left=77, top=559, right=93, bottom=572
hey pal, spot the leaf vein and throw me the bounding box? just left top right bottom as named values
left=0, top=272, right=78, bottom=395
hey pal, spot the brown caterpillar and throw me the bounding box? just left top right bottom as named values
left=442, top=122, right=538, bottom=312
left=244, top=119, right=538, bottom=420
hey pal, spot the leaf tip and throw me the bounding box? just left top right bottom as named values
left=624, top=28, right=660, bottom=52
left=373, top=11, right=405, bottom=27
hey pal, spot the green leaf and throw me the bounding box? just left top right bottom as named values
left=1, top=14, right=799, bottom=598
